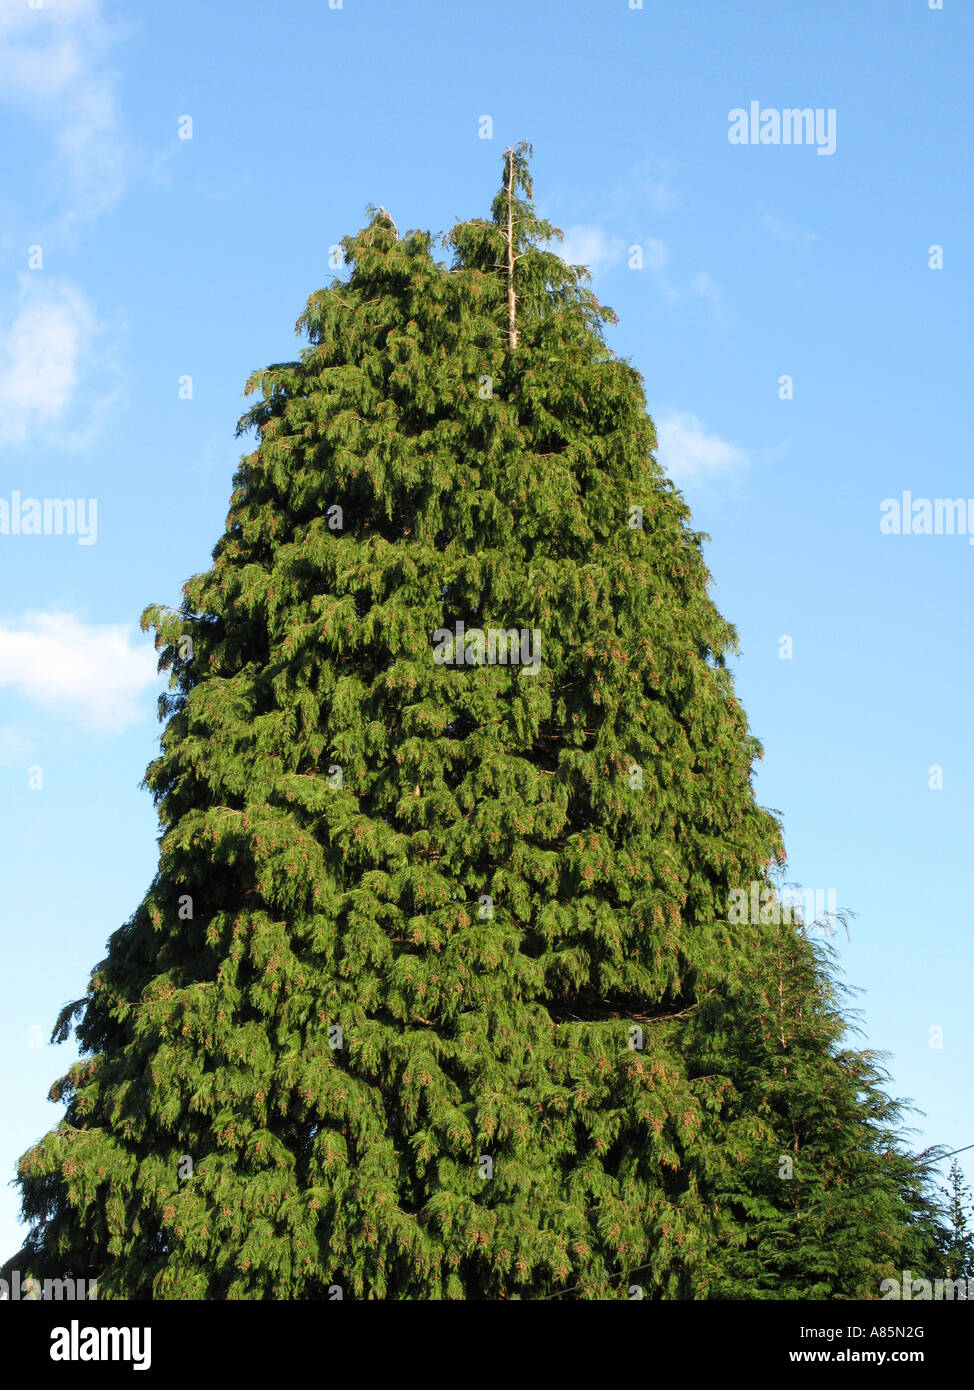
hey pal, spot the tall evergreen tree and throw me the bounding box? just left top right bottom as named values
left=5, top=145, right=939, bottom=1299
left=936, top=1159, right=974, bottom=1282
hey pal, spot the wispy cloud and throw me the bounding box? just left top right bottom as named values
left=556, top=225, right=627, bottom=274
left=761, top=210, right=818, bottom=246
left=606, top=159, right=681, bottom=216
left=0, top=612, right=158, bottom=732
left=654, top=410, right=750, bottom=488
left=639, top=172, right=680, bottom=212
left=553, top=220, right=724, bottom=315
left=545, top=155, right=679, bottom=286
left=642, top=237, right=669, bottom=271
left=553, top=227, right=672, bottom=281
left=0, top=0, right=126, bottom=227
left=690, top=270, right=728, bottom=323
left=0, top=273, right=119, bottom=448
left=691, top=271, right=722, bottom=303
left=0, top=724, right=31, bottom=767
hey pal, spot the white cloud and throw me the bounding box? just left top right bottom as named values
left=654, top=410, right=750, bottom=488
left=0, top=274, right=121, bottom=447
left=0, top=275, right=94, bottom=442
left=641, top=177, right=679, bottom=212
left=556, top=225, right=627, bottom=274
left=761, top=210, right=818, bottom=246
left=0, top=725, right=31, bottom=766
left=691, top=271, right=722, bottom=303
left=553, top=227, right=673, bottom=281
left=642, top=237, right=669, bottom=271
left=0, top=0, right=125, bottom=224
left=690, top=271, right=729, bottom=323
left=603, top=161, right=681, bottom=217
left=0, top=612, right=158, bottom=731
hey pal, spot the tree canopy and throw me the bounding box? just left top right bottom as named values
left=4, top=144, right=943, bottom=1299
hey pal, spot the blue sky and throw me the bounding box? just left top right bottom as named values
left=1, top=0, right=971, bottom=1263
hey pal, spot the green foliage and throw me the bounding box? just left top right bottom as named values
left=5, top=148, right=941, bottom=1299
left=935, top=1159, right=974, bottom=1280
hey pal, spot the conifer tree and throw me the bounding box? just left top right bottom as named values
left=5, top=145, right=939, bottom=1299
left=936, top=1160, right=974, bottom=1282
